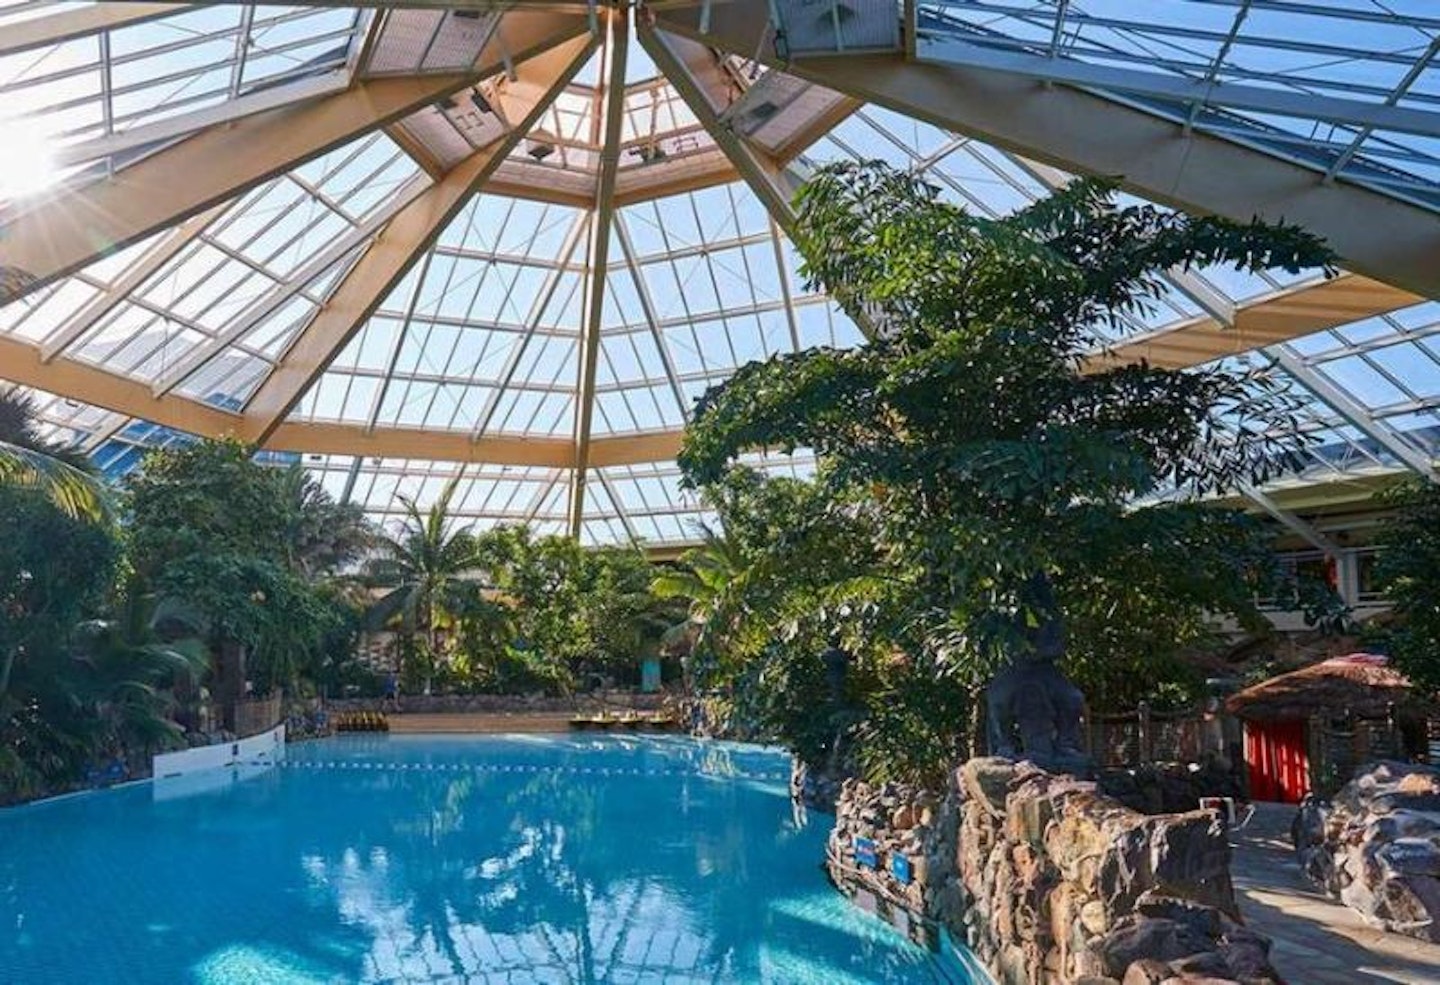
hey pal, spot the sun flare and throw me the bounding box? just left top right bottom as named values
left=0, top=116, right=59, bottom=201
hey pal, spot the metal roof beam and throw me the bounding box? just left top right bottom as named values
left=0, top=9, right=590, bottom=304
left=614, top=215, right=690, bottom=417
left=640, top=27, right=796, bottom=229
left=1268, top=347, right=1438, bottom=480
left=912, top=34, right=1440, bottom=141
left=37, top=206, right=224, bottom=363
left=51, top=72, right=352, bottom=170
left=152, top=175, right=433, bottom=397
left=1238, top=481, right=1341, bottom=556
left=596, top=470, right=642, bottom=544
left=0, top=3, right=193, bottom=56
left=0, top=335, right=244, bottom=439
left=262, top=422, right=683, bottom=469
left=0, top=73, right=481, bottom=302
left=469, top=215, right=589, bottom=441
left=1087, top=273, right=1420, bottom=371
left=569, top=9, right=630, bottom=537
left=651, top=0, right=1440, bottom=302
left=243, top=33, right=598, bottom=444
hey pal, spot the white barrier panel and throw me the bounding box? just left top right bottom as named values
left=153, top=723, right=286, bottom=780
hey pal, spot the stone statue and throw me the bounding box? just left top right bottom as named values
left=820, top=634, right=851, bottom=705
left=985, top=574, right=1089, bottom=771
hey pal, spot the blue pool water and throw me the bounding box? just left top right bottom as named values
left=0, top=735, right=977, bottom=983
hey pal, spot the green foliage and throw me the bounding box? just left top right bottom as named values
left=127, top=439, right=368, bottom=696
left=1055, top=503, right=1282, bottom=709
left=0, top=482, right=202, bottom=801
left=0, top=388, right=110, bottom=522
left=1375, top=480, right=1440, bottom=693
left=365, top=493, right=682, bottom=694
left=482, top=527, right=676, bottom=691
left=366, top=477, right=481, bottom=691
left=673, top=162, right=1338, bottom=782
left=0, top=485, right=119, bottom=686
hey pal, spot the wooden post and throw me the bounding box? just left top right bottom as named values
left=1307, top=714, right=1326, bottom=795
left=1137, top=702, right=1153, bottom=764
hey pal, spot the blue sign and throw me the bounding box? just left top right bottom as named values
left=890, top=854, right=913, bottom=885
left=854, top=837, right=877, bottom=869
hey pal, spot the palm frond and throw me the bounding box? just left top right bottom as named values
left=0, top=440, right=112, bottom=522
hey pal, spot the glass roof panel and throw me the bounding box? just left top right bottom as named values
left=4, top=4, right=1439, bottom=546
left=914, top=1, right=1440, bottom=209
left=0, top=4, right=365, bottom=183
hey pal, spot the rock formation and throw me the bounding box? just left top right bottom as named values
left=1293, top=760, right=1440, bottom=943
left=827, top=758, right=1280, bottom=984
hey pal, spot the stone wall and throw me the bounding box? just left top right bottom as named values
left=1293, top=760, right=1440, bottom=942
left=827, top=759, right=1279, bottom=984
left=1097, top=761, right=1245, bottom=816
left=826, top=778, right=961, bottom=950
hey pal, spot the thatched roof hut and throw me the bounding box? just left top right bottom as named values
left=1225, top=653, right=1424, bottom=722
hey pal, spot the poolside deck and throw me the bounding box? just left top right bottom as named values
left=386, top=712, right=577, bottom=734
left=1231, top=802, right=1440, bottom=984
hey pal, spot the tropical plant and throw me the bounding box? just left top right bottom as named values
left=64, top=611, right=209, bottom=757
left=676, top=161, right=1337, bottom=780
left=126, top=439, right=363, bottom=700
left=480, top=527, right=676, bottom=691
left=0, top=484, right=204, bottom=801
left=275, top=464, right=374, bottom=580
left=0, top=481, right=119, bottom=706
left=651, top=523, right=752, bottom=682
left=366, top=476, right=481, bottom=692
left=1374, top=479, right=1440, bottom=693
left=0, top=387, right=109, bottom=522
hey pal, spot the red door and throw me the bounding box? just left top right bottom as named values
left=1244, top=719, right=1310, bottom=803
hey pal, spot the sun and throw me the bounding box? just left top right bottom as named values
left=0, top=115, right=59, bottom=202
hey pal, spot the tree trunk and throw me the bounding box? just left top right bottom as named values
left=0, top=646, right=15, bottom=702
left=216, top=638, right=246, bottom=731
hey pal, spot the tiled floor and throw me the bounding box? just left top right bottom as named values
left=1231, top=803, right=1440, bottom=985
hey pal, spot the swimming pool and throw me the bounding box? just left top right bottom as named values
left=0, top=734, right=976, bottom=983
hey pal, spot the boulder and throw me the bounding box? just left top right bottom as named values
left=1097, top=916, right=1216, bottom=975
left=961, top=757, right=1018, bottom=817
left=1293, top=760, right=1440, bottom=943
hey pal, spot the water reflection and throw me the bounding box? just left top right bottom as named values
left=0, top=737, right=953, bottom=983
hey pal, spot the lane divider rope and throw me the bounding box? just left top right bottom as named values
left=249, top=759, right=790, bottom=781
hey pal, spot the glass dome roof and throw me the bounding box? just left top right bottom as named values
left=1, top=0, right=1437, bottom=547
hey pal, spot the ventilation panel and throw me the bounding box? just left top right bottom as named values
left=773, top=0, right=900, bottom=55
left=367, top=8, right=499, bottom=75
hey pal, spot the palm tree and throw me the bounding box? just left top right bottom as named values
left=1, top=595, right=207, bottom=801
left=651, top=523, right=755, bottom=683
left=366, top=476, right=481, bottom=694
left=67, top=611, right=209, bottom=756
left=0, top=387, right=109, bottom=522
left=274, top=464, right=375, bottom=580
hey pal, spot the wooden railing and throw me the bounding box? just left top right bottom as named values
left=1083, top=705, right=1233, bottom=768
left=232, top=693, right=283, bottom=738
